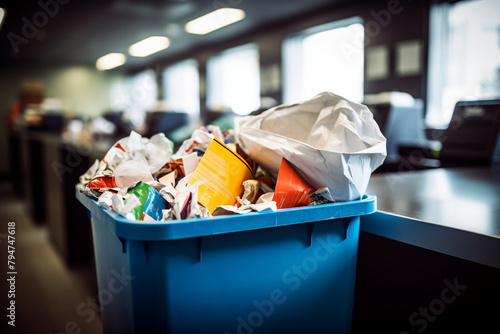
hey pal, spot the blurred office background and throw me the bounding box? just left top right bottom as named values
left=0, top=0, right=499, bottom=173
left=0, top=0, right=499, bottom=333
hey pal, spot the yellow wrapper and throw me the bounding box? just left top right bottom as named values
left=189, top=137, right=254, bottom=213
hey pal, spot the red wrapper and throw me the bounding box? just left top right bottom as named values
left=272, top=158, right=314, bottom=209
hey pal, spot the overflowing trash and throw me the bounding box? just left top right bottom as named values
left=78, top=92, right=386, bottom=222
left=235, top=91, right=387, bottom=201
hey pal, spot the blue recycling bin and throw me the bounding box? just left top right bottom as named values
left=76, top=187, right=376, bottom=334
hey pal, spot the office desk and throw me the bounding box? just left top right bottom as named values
left=353, top=166, right=500, bottom=333
left=362, top=166, right=500, bottom=268
left=15, top=130, right=114, bottom=265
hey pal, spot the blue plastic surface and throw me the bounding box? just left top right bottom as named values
left=76, top=188, right=376, bottom=334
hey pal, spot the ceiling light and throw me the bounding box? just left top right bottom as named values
left=185, top=8, right=245, bottom=35
left=128, top=36, right=170, bottom=57
left=96, top=53, right=126, bottom=71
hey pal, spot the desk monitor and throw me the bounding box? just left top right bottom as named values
left=144, top=111, right=189, bottom=139
left=368, top=101, right=426, bottom=162
left=102, top=111, right=132, bottom=137
left=440, top=99, right=500, bottom=166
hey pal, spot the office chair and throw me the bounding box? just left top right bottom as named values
left=439, top=99, right=500, bottom=167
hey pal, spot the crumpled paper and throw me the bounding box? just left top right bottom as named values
left=235, top=91, right=387, bottom=201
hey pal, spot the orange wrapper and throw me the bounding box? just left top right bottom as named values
left=272, top=158, right=314, bottom=209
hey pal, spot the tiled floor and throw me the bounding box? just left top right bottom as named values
left=0, top=181, right=103, bottom=334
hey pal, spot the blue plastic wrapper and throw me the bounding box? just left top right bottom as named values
left=128, top=182, right=167, bottom=221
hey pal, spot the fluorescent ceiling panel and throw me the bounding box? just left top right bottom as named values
left=96, top=53, right=126, bottom=71
left=185, top=8, right=245, bottom=35
left=128, top=36, right=170, bottom=57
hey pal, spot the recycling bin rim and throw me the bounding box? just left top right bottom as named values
left=75, top=185, right=376, bottom=241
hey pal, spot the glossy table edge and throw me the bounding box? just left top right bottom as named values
left=360, top=210, right=500, bottom=269
left=362, top=165, right=500, bottom=268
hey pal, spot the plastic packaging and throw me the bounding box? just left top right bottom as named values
left=127, top=181, right=167, bottom=221
left=114, top=160, right=154, bottom=189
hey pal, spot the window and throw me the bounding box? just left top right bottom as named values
left=163, top=59, right=200, bottom=118
left=128, top=69, right=158, bottom=112
left=206, top=43, right=260, bottom=115
left=283, top=17, right=364, bottom=104
left=427, top=0, right=500, bottom=128
left=110, top=69, right=157, bottom=126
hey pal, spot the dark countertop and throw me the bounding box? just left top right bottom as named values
left=363, top=165, right=500, bottom=268
left=368, top=165, right=500, bottom=238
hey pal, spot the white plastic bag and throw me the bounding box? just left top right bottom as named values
left=235, top=92, right=387, bottom=201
